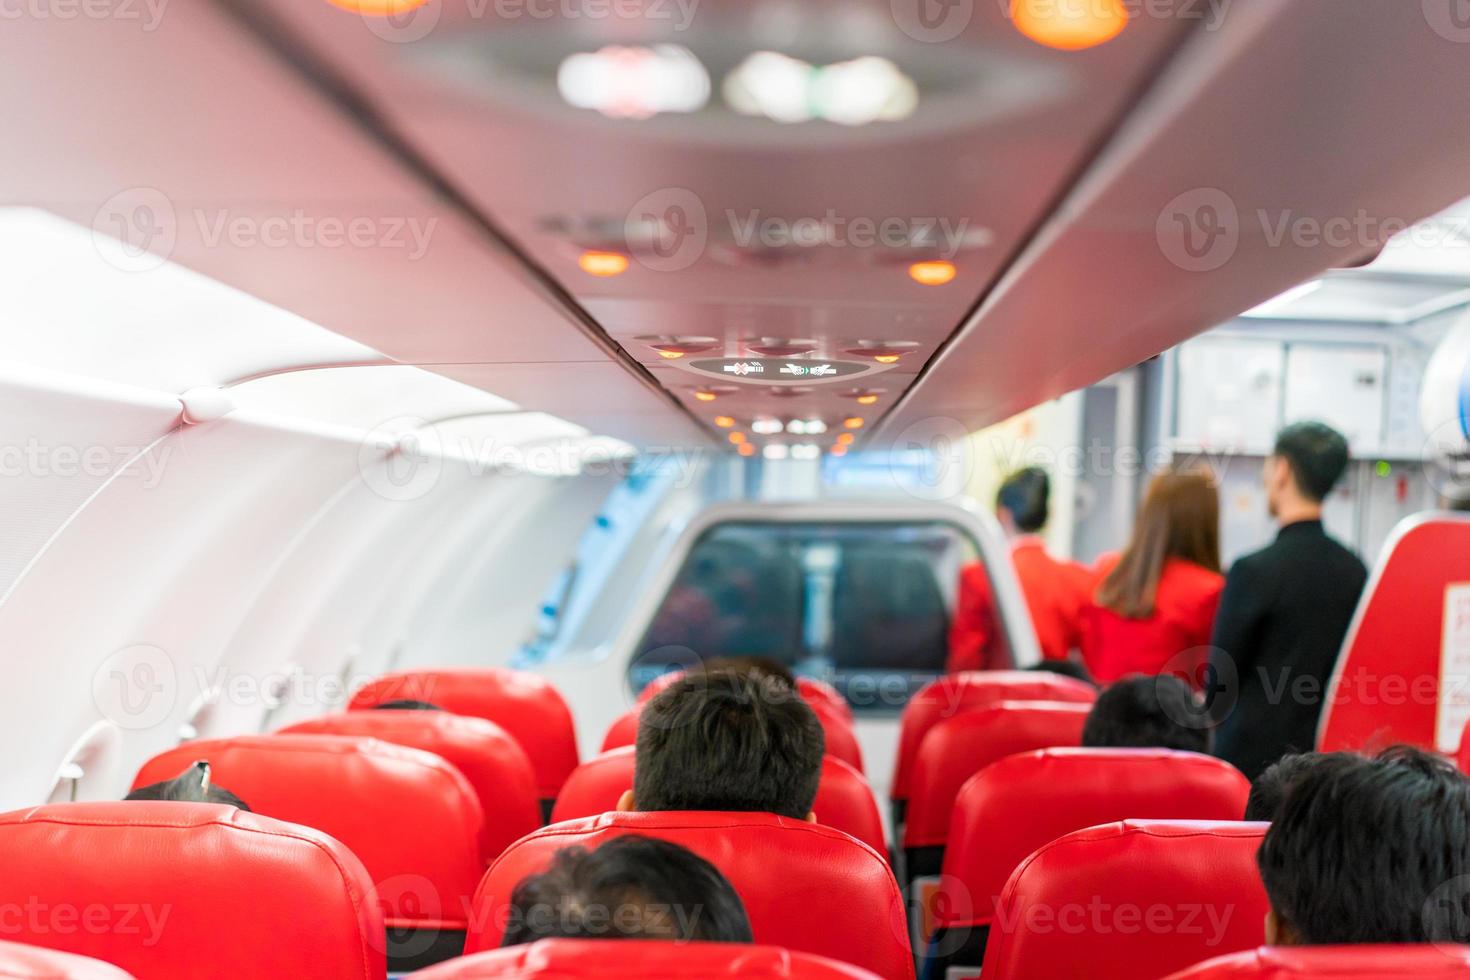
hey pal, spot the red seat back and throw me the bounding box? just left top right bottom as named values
left=1318, top=514, right=1470, bottom=754
left=464, top=811, right=912, bottom=979
left=133, top=734, right=483, bottom=930
left=892, top=671, right=1096, bottom=801
left=280, top=710, right=541, bottom=862
left=409, top=938, right=882, bottom=978
left=0, top=940, right=134, bottom=979
left=980, top=820, right=1269, bottom=980
left=0, top=802, right=384, bottom=980
left=550, top=747, right=886, bottom=857
left=350, top=669, right=579, bottom=799
left=1163, top=945, right=1470, bottom=979
left=937, top=749, right=1251, bottom=931
left=602, top=702, right=864, bottom=774
left=902, top=702, right=1091, bottom=849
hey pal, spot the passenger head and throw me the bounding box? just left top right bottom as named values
left=996, top=467, right=1050, bottom=535
left=696, top=656, right=797, bottom=689
left=1096, top=468, right=1220, bottom=618
left=1080, top=675, right=1212, bottom=754
left=1266, top=421, right=1350, bottom=516
left=370, top=699, right=443, bottom=711
left=1026, top=659, right=1097, bottom=689
left=1258, top=746, right=1470, bottom=946
left=1244, top=751, right=1356, bottom=822
left=627, top=670, right=824, bottom=821
left=125, top=761, right=251, bottom=810
left=501, top=836, right=753, bottom=947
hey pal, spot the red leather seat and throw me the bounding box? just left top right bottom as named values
left=0, top=940, right=134, bottom=979
left=280, top=710, right=541, bottom=862
left=1163, top=945, right=1470, bottom=979
left=133, top=735, right=484, bottom=938
left=550, top=747, right=886, bottom=857
left=981, top=820, right=1269, bottom=980
left=603, top=699, right=865, bottom=774
left=463, top=811, right=913, bottom=979
left=891, top=671, right=1096, bottom=805
left=936, top=749, right=1252, bottom=935
left=1318, top=515, right=1470, bottom=754
left=0, top=802, right=383, bottom=980
left=408, top=938, right=883, bottom=978
left=349, top=668, right=579, bottom=800
left=902, top=701, right=1091, bottom=850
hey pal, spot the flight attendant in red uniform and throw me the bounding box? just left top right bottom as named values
left=1080, top=468, right=1225, bottom=685
left=948, top=467, right=1092, bottom=671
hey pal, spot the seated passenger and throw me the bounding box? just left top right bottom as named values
left=1081, top=468, right=1224, bottom=684
left=1025, top=658, right=1097, bottom=688
left=124, top=760, right=250, bottom=810
left=1243, top=751, right=1355, bottom=821
left=1080, top=676, right=1212, bottom=754
left=618, top=671, right=824, bottom=821
left=949, top=467, right=1093, bottom=671
left=1258, top=746, right=1470, bottom=946
left=501, top=835, right=753, bottom=946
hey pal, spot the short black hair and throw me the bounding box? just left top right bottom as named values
left=1257, top=746, right=1470, bottom=945
left=1245, top=752, right=1356, bottom=822
left=698, top=657, right=797, bottom=689
left=1080, top=675, right=1212, bottom=754
left=371, top=699, right=442, bottom=711
left=635, top=670, right=824, bottom=819
left=1273, top=421, right=1350, bottom=503
left=1026, top=659, right=1097, bottom=688
left=997, top=467, right=1050, bottom=534
left=501, top=836, right=752, bottom=946
left=126, top=761, right=251, bottom=811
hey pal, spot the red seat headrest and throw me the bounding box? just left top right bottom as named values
left=349, top=669, right=578, bottom=799
left=902, top=701, right=1091, bottom=848
left=550, top=748, right=886, bottom=857
left=1162, top=945, right=1470, bottom=979
left=980, top=820, right=1269, bottom=980
left=281, top=710, right=541, bottom=863
left=0, top=802, right=384, bottom=980
left=937, top=749, right=1251, bottom=931
left=408, top=938, right=883, bottom=978
left=892, top=671, right=1096, bottom=800
left=133, top=734, right=483, bottom=930
left=623, top=679, right=864, bottom=772
left=464, top=811, right=912, bottom=979
left=0, top=940, right=135, bottom=979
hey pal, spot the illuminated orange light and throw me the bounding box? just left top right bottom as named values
left=714, top=416, right=736, bottom=428
left=830, top=445, right=848, bottom=457
left=578, top=251, right=630, bottom=277
left=694, top=391, right=718, bottom=403
left=324, top=0, right=432, bottom=13
left=843, top=417, right=865, bottom=430
left=657, top=350, right=686, bottom=360
left=836, top=433, right=855, bottom=446
left=1010, top=0, right=1128, bottom=51
left=908, top=260, right=957, bottom=286
left=873, top=354, right=902, bottom=364
left=729, top=432, right=748, bottom=445
left=856, top=394, right=879, bottom=406
left=737, top=442, right=756, bottom=457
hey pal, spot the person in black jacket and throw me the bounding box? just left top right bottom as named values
left=1209, top=422, right=1367, bottom=779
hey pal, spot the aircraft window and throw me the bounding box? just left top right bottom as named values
left=630, top=521, right=996, bottom=712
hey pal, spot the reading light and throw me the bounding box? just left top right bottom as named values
left=737, top=442, right=756, bottom=457
left=714, top=416, right=736, bottom=428
left=325, top=0, right=431, bottom=13
left=908, top=260, right=957, bottom=286
left=578, top=251, right=630, bottom=277
left=857, top=394, right=879, bottom=405
left=752, top=418, right=785, bottom=435
left=836, top=433, right=855, bottom=446
left=729, top=432, right=747, bottom=445
left=694, top=390, right=718, bottom=402
left=843, top=417, right=865, bottom=430
left=1010, top=0, right=1129, bottom=51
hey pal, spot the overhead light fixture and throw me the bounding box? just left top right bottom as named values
left=557, top=45, right=711, bottom=119
left=737, top=442, right=757, bottom=457
left=745, top=337, right=817, bottom=357
left=1010, top=0, right=1129, bottom=51
left=846, top=341, right=919, bottom=363
left=694, top=390, right=719, bottom=402
left=857, top=394, right=879, bottom=405
left=324, top=0, right=430, bottom=13
left=843, top=417, right=865, bottom=430
left=724, top=52, right=918, bottom=126
left=578, top=250, right=630, bottom=277
left=908, top=260, right=957, bottom=286
left=714, top=416, right=736, bottom=429
left=641, top=335, right=720, bottom=359
left=752, top=418, right=784, bottom=435
left=791, top=444, right=821, bottom=460
left=836, top=433, right=855, bottom=446
left=729, top=431, right=747, bottom=445
left=830, top=444, right=848, bottom=457
left=763, top=444, right=791, bottom=460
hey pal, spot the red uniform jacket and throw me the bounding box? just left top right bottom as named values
left=948, top=539, right=1093, bottom=671
left=1079, top=554, right=1225, bottom=684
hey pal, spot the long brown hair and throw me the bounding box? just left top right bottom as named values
left=1096, top=468, right=1221, bottom=619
